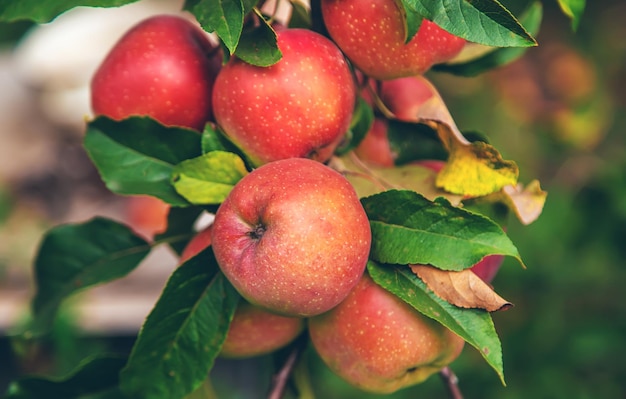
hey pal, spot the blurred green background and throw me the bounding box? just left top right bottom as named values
left=432, top=1, right=626, bottom=397
left=1, top=0, right=625, bottom=398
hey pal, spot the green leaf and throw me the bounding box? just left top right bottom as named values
left=119, top=248, right=240, bottom=399
left=387, top=120, right=446, bottom=164
left=241, top=0, right=257, bottom=13
left=172, top=151, right=248, bottom=205
left=402, top=0, right=537, bottom=47
left=433, top=2, right=543, bottom=76
left=31, top=217, right=150, bottom=332
left=154, top=206, right=205, bottom=255
left=5, top=355, right=127, bottom=399
left=557, top=0, right=585, bottom=30
left=201, top=124, right=248, bottom=166
left=201, top=124, right=228, bottom=154
left=236, top=11, right=282, bottom=66
left=184, top=0, right=245, bottom=54
left=335, top=96, right=374, bottom=155
left=84, top=116, right=202, bottom=207
left=0, top=0, right=138, bottom=23
left=361, top=190, right=522, bottom=270
left=368, top=261, right=505, bottom=384
left=288, top=0, right=312, bottom=29
left=396, top=0, right=423, bottom=43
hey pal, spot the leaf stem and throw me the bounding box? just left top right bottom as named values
left=151, top=232, right=195, bottom=248
left=440, top=366, right=464, bottom=399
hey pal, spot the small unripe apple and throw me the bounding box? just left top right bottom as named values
left=321, top=0, right=465, bottom=80
left=309, top=272, right=465, bottom=394
left=212, top=28, right=356, bottom=166
left=91, top=15, right=220, bottom=131
left=180, top=225, right=304, bottom=358
left=211, top=158, right=371, bottom=317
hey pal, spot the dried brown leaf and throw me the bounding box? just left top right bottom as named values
left=410, top=264, right=512, bottom=312
left=500, top=180, right=547, bottom=225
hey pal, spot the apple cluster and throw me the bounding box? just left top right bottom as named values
left=89, top=1, right=483, bottom=393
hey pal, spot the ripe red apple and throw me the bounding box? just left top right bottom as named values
left=179, top=224, right=214, bottom=263
left=379, top=76, right=435, bottom=122
left=125, top=195, right=170, bottom=241
left=211, top=158, right=371, bottom=317
left=91, top=14, right=221, bottom=131
left=212, top=28, right=356, bottom=166
left=353, top=118, right=395, bottom=167
left=354, top=76, right=439, bottom=165
left=470, top=254, right=505, bottom=284
left=309, top=272, right=465, bottom=394
left=321, top=0, right=465, bottom=80
left=219, top=301, right=304, bottom=359
left=180, top=225, right=304, bottom=358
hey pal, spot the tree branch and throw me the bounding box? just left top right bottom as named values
left=267, top=334, right=307, bottom=399
left=440, top=366, right=464, bottom=399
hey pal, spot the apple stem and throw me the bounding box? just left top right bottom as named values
left=248, top=224, right=266, bottom=240
left=439, top=366, right=464, bottom=399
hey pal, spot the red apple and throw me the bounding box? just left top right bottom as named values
left=219, top=301, right=304, bottom=359
left=353, top=118, right=395, bottom=167
left=470, top=255, right=505, bottom=284
left=321, top=0, right=465, bottom=80
left=211, top=158, right=371, bottom=317
left=354, top=76, right=439, bottom=165
left=91, top=15, right=220, bottom=131
left=125, top=195, right=170, bottom=241
left=309, top=272, right=465, bottom=393
left=180, top=225, right=304, bottom=358
left=179, top=224, right=214, bottom=263
left=379, top=76, right=435, bottom=122
left=212, top=28, right=355, bottom=166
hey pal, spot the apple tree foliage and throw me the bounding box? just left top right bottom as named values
left=0, top=0, right=585, bottom=398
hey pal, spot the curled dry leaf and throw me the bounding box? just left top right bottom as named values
left=500, top=180, right=547, bottom=225
left=410, top=264, right=512, bottom=312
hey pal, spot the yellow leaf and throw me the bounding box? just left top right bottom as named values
left=391, top=77, right=519, bottom=197
left=435, top=140, right=519, bottom=197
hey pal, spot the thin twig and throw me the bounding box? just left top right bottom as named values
left=440, top=366, right=464, bottom=399
left=267, top=336, right=306, bottom=399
